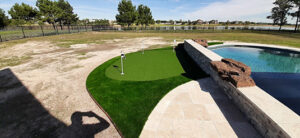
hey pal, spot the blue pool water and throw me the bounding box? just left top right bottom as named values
left=211, top=46, right=300, bottom=115
left=211, top=46, right=300, bottom=73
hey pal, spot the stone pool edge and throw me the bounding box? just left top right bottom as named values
left=209, top=42, right=300, bottom=52
left=184, top=39, right=300, bottom=138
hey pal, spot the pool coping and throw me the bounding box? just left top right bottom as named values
left=209, top=42, right=300, bottom=52
left=184, top=39, right=300, bottom=137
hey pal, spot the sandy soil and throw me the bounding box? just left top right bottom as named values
left=0, top=37, right=169, bottom=137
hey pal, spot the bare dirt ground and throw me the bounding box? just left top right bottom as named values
left=0, top=37, right=169, bottom=137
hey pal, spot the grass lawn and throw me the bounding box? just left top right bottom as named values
left=86, top=46, right=207, bottom=137
left=2, top=31, right=300, bottom=49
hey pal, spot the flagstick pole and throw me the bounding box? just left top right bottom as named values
left=121, top=51, right=124, bottom=75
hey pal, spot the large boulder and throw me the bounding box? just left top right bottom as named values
left=210, top=61, right=239, bottom=80
left=193, top=39, right=208, bottom=47
left=221, top=58, right=251, bottom=76
left=228, top=75, right=256, bottom=88
left=210, top=59, right=255, bottom=88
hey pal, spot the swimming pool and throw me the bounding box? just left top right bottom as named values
left=211, top=46, right=300, bottom=73
left=210, top=46, right=300, bottom=115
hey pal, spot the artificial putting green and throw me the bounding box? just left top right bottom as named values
left=86, top=46, right=207, bottom=138
left=106, top=49, right=185, bottom=81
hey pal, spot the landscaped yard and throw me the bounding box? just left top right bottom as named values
left=1, top=30, right=299, bottom=137
left=86, top=46, right=207, bottom=137
left=2, top=0, right=300, bottom=137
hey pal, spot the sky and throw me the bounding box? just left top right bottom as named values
left=0, top=0, right=297, bottom=23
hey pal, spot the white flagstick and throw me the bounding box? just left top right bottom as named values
left=121, top=51, right=125, bottom=75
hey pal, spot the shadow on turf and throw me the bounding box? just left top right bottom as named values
left=0, top=68, right=110, bottom=138
left=113, top=65, right=121, bottom=73
left=175, top=43, right=208, bottom=80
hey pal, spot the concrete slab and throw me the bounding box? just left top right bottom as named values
left=140, top=78, right=261, bottom=138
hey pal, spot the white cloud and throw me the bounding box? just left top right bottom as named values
left=185, top=0, right=275, bottom=22
left=0, top=3, right=12, bottom=10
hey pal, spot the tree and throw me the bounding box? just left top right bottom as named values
left=245, top=21, right=251, bottom=25
left=289, top=0, right=300, bottom=32
left=192, top=20, right=197, bottom=25
left=169, top=20, right=174, bottom=25
left=77, top=19, right=89, bottom=25
left=0, top=9, right=9, bottom=27
left=187, top=20, right=192, bottom=25
left=136, top=5, right=154, bottom=26
left=156, top=20, right=161, bottom=24
left=36, top=0, right=60, bottom=29
left=267, top=0, right=293, bottom=31
left=8, top=3, right=38, bottom=25
left=94, top=19, right=110, bottom=26
left=56, top=0, right=78, bottom=29
left=116, top=0, right=137, bottom=27
left=225, top=20, right=230, bottom=26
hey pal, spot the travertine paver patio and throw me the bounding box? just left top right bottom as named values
left=140, top=77, right=261, bottom=138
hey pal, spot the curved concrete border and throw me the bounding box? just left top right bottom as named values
left=140, top=78, right=260, bottom=137
left=85, top=57, right=124, bottom=138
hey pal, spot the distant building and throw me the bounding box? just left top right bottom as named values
left=232, top=21, right=243, bottom=24
left=204, top=21, right=210, bottom=24
left=209, top=20, right=219, bottom=24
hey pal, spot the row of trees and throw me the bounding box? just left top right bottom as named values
left=268, top=0, right=300, bottom=31
left=155, top=20, right=265, bottom=26
left=116, top=0, right=154, bottom=27
left=0, top=0, right=78, bottom=29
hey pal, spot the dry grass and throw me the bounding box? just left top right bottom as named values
left=0, top=56, right=31, bottom=69
left=1, top=31, right=300, bottom=49
left=62, top=65, right=83, bottom=72
left=0, top=31, right=299, bottom=68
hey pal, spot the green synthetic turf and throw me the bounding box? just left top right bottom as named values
left=86, top=46, right=207, bottom=138
left=105, top=48, right=185, bottom=81
left=208, top=42, right=224, bottom=46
